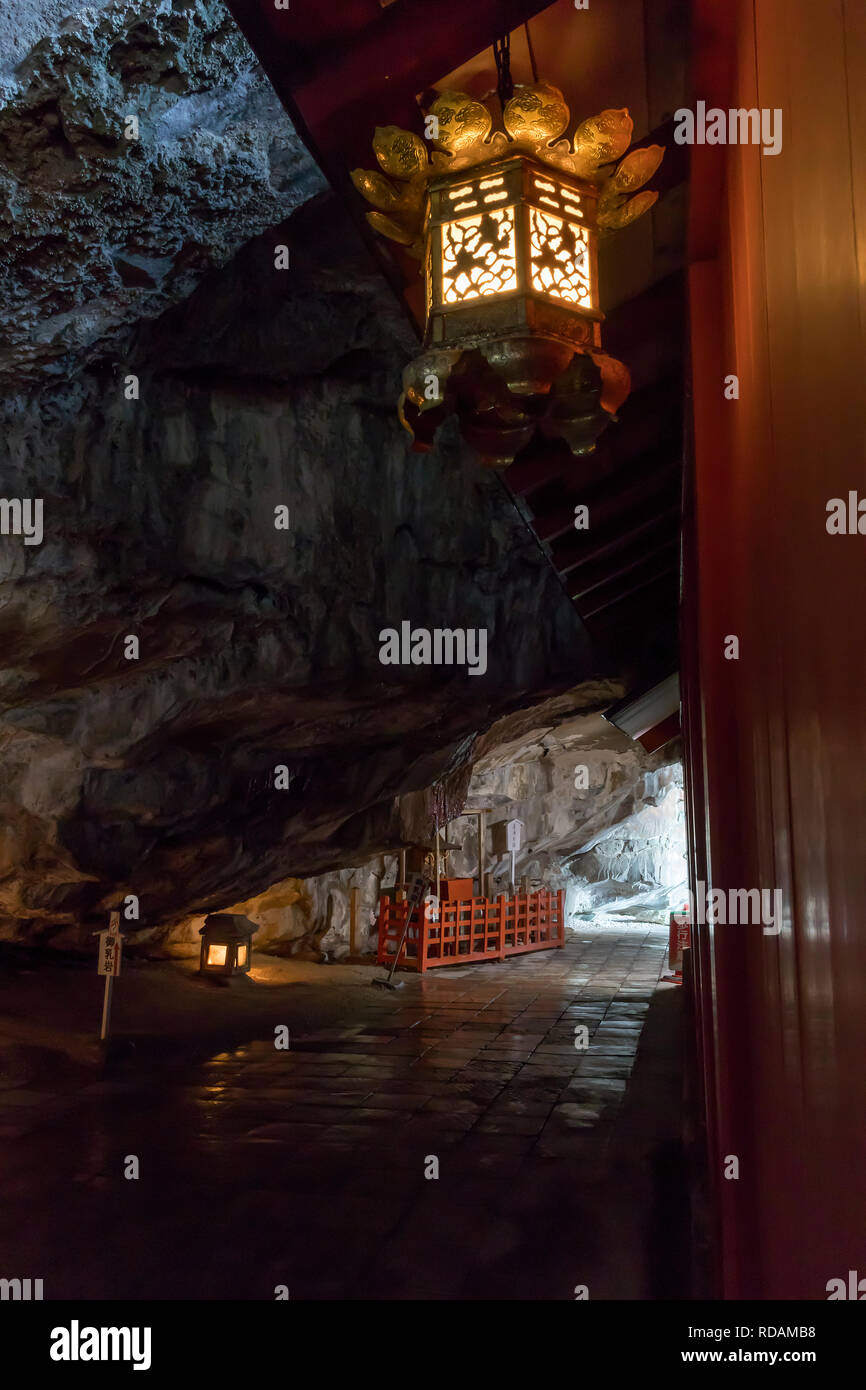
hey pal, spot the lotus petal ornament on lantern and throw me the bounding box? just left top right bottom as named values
left=351, top=82, right=663, bottom=468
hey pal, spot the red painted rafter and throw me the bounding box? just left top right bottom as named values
left=558, top=503, right=681, bottom=581
left=571, top=536, right=679, bottom=603
left=227, top=0, right=555, bottom=175
left=534, top=446, right=681, bottom=544
left=582, top=566, right=678, bottom=621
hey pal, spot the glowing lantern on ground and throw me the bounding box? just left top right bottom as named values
left=352, top=82, right=663, bottom=467
left=198, top=913, right=255, bottom=977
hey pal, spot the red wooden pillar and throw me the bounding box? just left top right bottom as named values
left=684, top=0, right=866, bottom=1299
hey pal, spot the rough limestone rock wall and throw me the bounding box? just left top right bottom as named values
left=0, top=0, right=325, bottom=387
left=563, top=762, right=685, bottom=919
left=0, top=182, right=605, bottom=947
left=192, top=701, right=684, bottom=960
left=168, top=857, right=395, bottom=961
left=437, top=707, right=685, bottom=922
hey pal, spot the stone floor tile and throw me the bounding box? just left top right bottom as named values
left=0, top=924, right=684, bottom=1299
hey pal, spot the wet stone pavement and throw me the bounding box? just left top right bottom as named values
left=0, top=926, right=687, bottom=1300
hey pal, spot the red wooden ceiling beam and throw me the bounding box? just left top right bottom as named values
left=637, top=710, right=681, bottom=754
left=581, top=566, right=678, bottom=621
left=225, top=1, right=378, bottom=81
left=503, top=436, right=576, bottom=497
left=533, top=442, right=681, bottom=543
left=228, top=0, right=554, bottom=176
left=548, top=464, right=681, bottom=569
left=557, top=502, right=681, bottom=580
left=571, top=536, right=679, bottom=603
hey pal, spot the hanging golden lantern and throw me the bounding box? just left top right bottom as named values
left=352, top=82, right=663, bottom=468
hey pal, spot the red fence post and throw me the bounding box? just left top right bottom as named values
left=417, top=899, right=426, bottom=974
left=377, top=887, right=567, bottom=972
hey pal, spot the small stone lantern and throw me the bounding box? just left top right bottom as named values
left=198, top=913, right=256, bottom=977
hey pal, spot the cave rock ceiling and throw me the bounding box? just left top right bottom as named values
left=0, top=2, right=683, bottom=947
left=0, top=0, right=324, bottom=389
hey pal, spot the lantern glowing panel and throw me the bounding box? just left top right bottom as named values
left=435, top=167, right=594, bottom=312
left=198, top=913, right=255, bottom=977
left=426, top=156, right=601, bottom=354
left=440, top=207, right=518, bottom=304
left=528, top=208, right=592, bottom=308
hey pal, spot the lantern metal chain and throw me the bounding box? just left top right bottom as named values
left=493, top=33, right=514, bottom=111
left=524, top=20, right=539, bottom=84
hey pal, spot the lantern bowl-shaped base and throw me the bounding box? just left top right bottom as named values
left=400, top=341, right=630, bottom=469
left=479, top=337, right=574, bottom=399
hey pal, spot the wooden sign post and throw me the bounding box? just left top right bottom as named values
left=97, top=910, right=122, bottom=1042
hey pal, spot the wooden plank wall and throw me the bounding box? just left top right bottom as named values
left=684, top=0, right=866, bottom=1298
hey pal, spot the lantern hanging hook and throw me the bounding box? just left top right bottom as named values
left=493, top=32, right=514, bottom=113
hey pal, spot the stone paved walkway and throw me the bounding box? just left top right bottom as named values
left=0, top=926, right=688, bottom=1299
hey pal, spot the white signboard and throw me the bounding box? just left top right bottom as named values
left=405, top=872, right=428, bottom=910
left=506, top=818, right=524, bottom=852
left=424, top=893, right=440, bottom=922
left=506, top=818, right=524, bottom=890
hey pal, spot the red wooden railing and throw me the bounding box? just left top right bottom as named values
left=376, top=889, right=565, bottom=973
